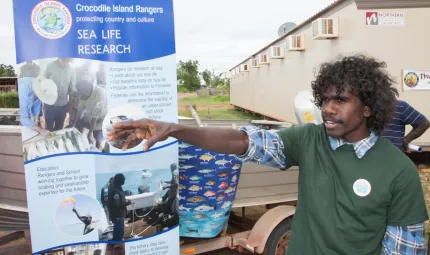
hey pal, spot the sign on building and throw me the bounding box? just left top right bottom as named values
left=365, top=12, right=405, bottom=26
left=402, top=70, right=430, bottom=91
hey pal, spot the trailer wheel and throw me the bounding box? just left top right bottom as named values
left=263, top=217, right=292, bottom=255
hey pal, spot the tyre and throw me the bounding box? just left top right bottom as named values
left=427, top=234, right=429, bottom=255
left=263, top=217, right=293, bottom=255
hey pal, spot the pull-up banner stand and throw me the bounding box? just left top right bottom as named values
left=12, top=0, right=179, bottom=254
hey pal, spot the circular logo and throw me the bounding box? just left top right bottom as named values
left=353, top=179, right=371, bottom=197
left=404, top=72, right=419, bottom=88
left=31, top=1, right=72, bottom=40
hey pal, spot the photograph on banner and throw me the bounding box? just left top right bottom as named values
left=16, top=58, right=109, bottom=162
left=36, top=243, right=110, bottom=255
left=94, top=146, right=179, bottom=242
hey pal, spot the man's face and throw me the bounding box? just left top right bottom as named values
left=320, top=86, right=371, bottom=142
left=77, top=82, right=92, bottom=100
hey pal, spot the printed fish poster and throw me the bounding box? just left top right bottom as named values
left=12, top=0, right=179, bottom=254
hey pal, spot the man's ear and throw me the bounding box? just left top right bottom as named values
left=364, top=106, right=372, bottom=117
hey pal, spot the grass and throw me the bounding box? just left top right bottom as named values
left=179, top=108, right=261, bottom=120
left=178, top=93, right=263, bottom=120
left=179, top=95, right=230, bottom=104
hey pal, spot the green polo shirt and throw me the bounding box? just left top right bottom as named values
left=277, top=123, right=428, bottom=255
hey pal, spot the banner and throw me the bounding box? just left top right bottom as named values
left=12, top=0, right=179, bottom=254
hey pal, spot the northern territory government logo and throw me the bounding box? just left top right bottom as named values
left=404, top=72, right=419, bottom=88
left=31, top=1, right=72, bottom=39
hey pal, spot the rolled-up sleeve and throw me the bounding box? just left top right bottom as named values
left=235, top=126, right=286, bottom=169
left=381, top=223, right=427, bottom=254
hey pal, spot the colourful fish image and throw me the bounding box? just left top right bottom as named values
left=231, top=175, right=237, bottom=183
left=189, top=175, right=202, bottom=181
left=179, top=154, right=197, bottom=160
left=179, top=205, right=191, bottom=212
left=215, top=159, right=233, bottom=166
left=179, top=174, right=188, bottom=180
left=232, top=164, right=241, bottom=170
left=217, top=194, right=226, bottom=201
left=211, top=212, right=223, bottom=219
left=180, top=165, right=196, bottom=170
left=221, top=201, right=232, bottom=209
left=198, top=169, right=215, bottom=174
left=194, top=204, right=215, bottom=212
left=206, top=180, right=216, bottom=186
left=179, top=184, right=186, bottom=190
left=179, top=143, right=192, bottom=149
left=199, top=153, right=216, bottom=162
left=204, top=190, right=216, bottom=197
left=224, top=187, right=236, bottom=194
left=218, top=172, right=228, bottom=177
left=189, top=185, right=203, bottom=192
left=218, top=182, right=228, bottom=189
left=192, top=214, right=207, bottom=219
left=187, top=196, right=206, bottom=203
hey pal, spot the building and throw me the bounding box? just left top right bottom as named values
left=228, top=0, right=430, bottom=144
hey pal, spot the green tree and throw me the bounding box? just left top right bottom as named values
left=177, top=60, right=200, bottom=92
left=0, top=64, right=16, bottom=77
left=201, top=70, right=212, bottom=87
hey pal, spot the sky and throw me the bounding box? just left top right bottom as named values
left=0, top=0, right=335, bottom=74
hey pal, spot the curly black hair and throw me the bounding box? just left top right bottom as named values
left=311, top=54, right=399, bottom=134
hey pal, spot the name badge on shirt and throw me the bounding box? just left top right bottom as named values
left=353, top=179, right=372, bottom=197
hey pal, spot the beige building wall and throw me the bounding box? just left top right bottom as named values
left=230, top=0, right=430, bottom=143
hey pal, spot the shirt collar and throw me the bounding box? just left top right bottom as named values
left=328, top=131, right=378, bottom=159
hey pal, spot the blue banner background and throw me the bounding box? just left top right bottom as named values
left=12, top=0, right=176, bottom=63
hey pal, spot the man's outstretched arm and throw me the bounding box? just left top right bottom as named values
left=107, top=118, right=249, bottom=154
left=106, top=119, right=287, bottom=168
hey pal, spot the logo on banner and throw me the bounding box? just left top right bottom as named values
left=404, top=72, right=419, bottom=88
left=31, top=1, right=72, bottom=39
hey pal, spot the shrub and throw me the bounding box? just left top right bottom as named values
left=0, top=92, right=19, bottom=108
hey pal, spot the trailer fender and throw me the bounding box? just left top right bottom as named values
left=247, top=205, right=295, bottom=254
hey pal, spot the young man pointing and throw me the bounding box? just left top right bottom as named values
left=107, top=55, right=428, bottom=255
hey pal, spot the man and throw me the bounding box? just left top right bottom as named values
left=107, top=173, right=132, bottom=241
left=67, top=79, right=107, bottom=150
left=43, top=58, right=76, bottom=131
left=17, top=77, right=50, bottom=137
left=160, top=163, right=179, bottom=216
left=107, top=55, right=428, bottom=254
left=19, top=61, right=40, bottom=78
left=68, top=60, right=97, bottom=127
left=101, top=177, right=114, bottom=220
left=72, top=205, right=94, bottom=235
left=381, top=100, right=430, bottom=152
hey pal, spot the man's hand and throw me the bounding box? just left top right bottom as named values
left=33, top=126, right=51, bottom=137
left=107, top=118, right=171, bottom=151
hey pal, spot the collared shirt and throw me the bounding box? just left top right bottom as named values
left=19, top=63, right=41, bottom=78
left=236, top=125, right=427, bottom=255
left=381, top=100, right=427, bottom=151
left=77, top=85, right=108, bottom=130
left=43, top=59, right=76, bottom=106
left=18, top=77, right=42, bottom=128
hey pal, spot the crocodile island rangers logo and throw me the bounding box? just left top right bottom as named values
left=31, top=1, right=72, bottom=39
left=404, top=72, right=419, bottom=88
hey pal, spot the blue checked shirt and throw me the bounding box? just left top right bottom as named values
left=236, top=125, right=427, bottom=255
